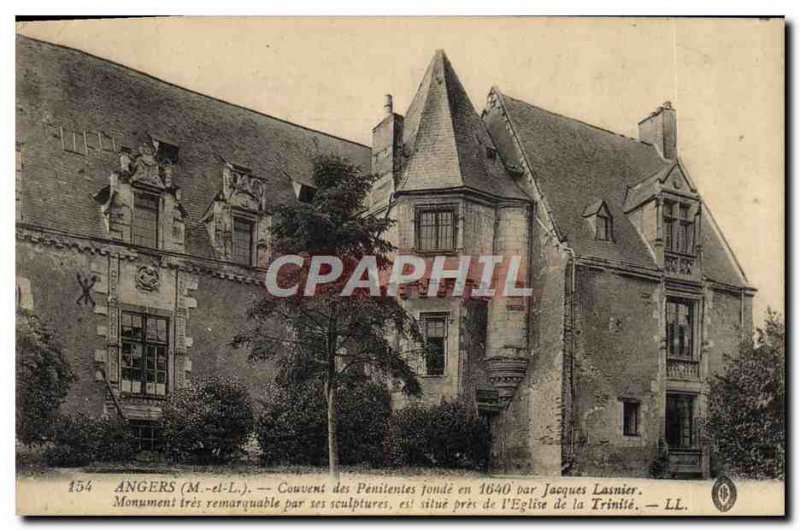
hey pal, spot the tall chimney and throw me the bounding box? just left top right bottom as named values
left=383, top=94, right=394, bottom=116
left=372, top=94, right=404, bottom=185
left=638, top=101, right=677, bottom=160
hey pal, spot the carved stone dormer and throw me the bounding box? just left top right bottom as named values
left=624, top=159, right=702, bottom=280
left=94, top=142, right=187, bottom=252
left=202, top=161, right=271, bottom=267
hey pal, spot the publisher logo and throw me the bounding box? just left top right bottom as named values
left=711, top=476, right=737, bottom=513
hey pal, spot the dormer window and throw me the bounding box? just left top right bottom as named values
left=663, top=200, right=695, bottom=255
left=292, top=181, right=317, bottom=204
left=297, top=185, right=316, bottom=203
left=203, top=161, right=270, bottom=266
left=132, top=190, right=159, bottom=248
left=154, top=139, right=179, bottom=165
left=583, top=199, right=613, bottom=242
left=232, top=215, right=255, bottom=266
left=596, top=211, right=612, bottom=241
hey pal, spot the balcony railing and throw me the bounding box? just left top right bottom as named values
left=664, top=251, right=697, bottom=278
left=667, top=358, right=700, bottom=380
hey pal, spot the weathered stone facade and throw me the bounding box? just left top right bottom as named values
left=16, top=35, right=370, bottom=429
left=17, top=36, right=754, bottom=478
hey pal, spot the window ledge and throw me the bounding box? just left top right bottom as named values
left=120, top=393, right=169, bottom=401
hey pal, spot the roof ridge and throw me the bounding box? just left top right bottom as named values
left=498, top=90, right=655, bottom=148
left=626, top=158, right=676, bottom=190
left=16, top=33, right=370, bottom=150
left=439, top=52, right=467, bottom=190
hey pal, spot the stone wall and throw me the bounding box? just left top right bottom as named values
left=16, top=235, right=270, bottom=419
left=17, top=240, right=108, bottom=416
left=570, top=266, right=663, bottom=477
left=703, top=287, right=753, bottom=378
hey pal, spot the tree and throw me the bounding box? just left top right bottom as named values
left=16, top=308, right=75, bottom=444
left=234, top=155, right=422, bottom=480
left=256, top=351, right=392, bottom=467
left=707, top=309, right=785, bottom=479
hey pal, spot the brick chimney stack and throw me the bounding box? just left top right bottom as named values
left=372, top=94, right=404, bottom=185
left=638, top=101, right=677, bottom=160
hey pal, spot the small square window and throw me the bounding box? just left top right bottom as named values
left=297, top=184, right=316, bottom=203
left=129, top=420, right=163, bottom=452
left=623, top=401, right=640, bottom=436
left=155, top=140, right=179, bottom=165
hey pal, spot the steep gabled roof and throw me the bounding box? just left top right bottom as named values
left=489, top=90, right=750, bottom=288
left=492, top=91, right=666, bottom=269
left=397, top=51, right=528, bottom=200
left=624, top=159, right=698, bottom=213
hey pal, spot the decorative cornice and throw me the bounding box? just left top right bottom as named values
left=16, top=224, right=264, bottom=286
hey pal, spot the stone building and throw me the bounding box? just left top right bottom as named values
left=16, top=35, right=754, bottom=477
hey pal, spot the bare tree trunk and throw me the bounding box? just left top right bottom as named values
left=326, top=310, right=340, bottom=482
left=326, top=380, right=339, bottom=482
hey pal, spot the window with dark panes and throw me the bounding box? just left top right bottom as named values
left=663, top=200, right=695, bottom=254
left=422, top=313, right=447, bottom=376
left=666, top=297, right=694, bottom=359
left=596, top=212, right=612, bottom=241
left=232, top=216, right=254, bottom=265
left=666, top=394, right=695, bottom=449
left=678, top=204, right=694, bottom=254
left=155, top=140, right=179, bottom=164
left=130, top=420, right=163, bottom=452
left=416, top=207, right=455, bottom=251
left=121, top=312, right=168, bottom=396
left=132, top=191, right=159, bottom=248
left=623, top=401, right=640, bottom=436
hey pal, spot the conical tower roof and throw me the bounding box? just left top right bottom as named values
left=397, top=50, right=528, bottom=200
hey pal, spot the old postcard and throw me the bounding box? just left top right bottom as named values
left=14, top=16, right=785, bottom=516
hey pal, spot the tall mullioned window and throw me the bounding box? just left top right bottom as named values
left=666, top=393, right=695, bottom=449
left=663, top=200, right=695, bottom=254
left=232, top=216, right=254, bottom=265
left=666, top=297, right=694, bottom=359
left=421, top=313, right=447, bottom=376
left=132, top=191, right=159, bottom=248
left=121, top=312, right=168, bottom=396
left=416, top=207, right=456, bottom=252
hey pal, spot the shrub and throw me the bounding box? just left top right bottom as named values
left=707, top=310, right=785, bottom=479
left=16, top=309, right=74, bottom=444
left=385, top=400, right=490, bottom=470
left=649, top=437, right=670, bottom=479
left=257, top=378, right=391, bottom=467
left=161, top=376, right=254, bottom=464
left=44, top=414, right=137, bottom=467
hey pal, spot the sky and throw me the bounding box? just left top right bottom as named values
left=16, top=17, right=784, bottom=322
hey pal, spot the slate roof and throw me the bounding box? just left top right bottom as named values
left=16, top=35, right=371, bottom=261
left=397, top=51, right=528, bottom=200
left=491, top=90, right=749, bottom=288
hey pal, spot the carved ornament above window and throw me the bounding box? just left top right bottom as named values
left=93, top=141, right=186, bottom=252
left=203, top=162, right=271, bottom=266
